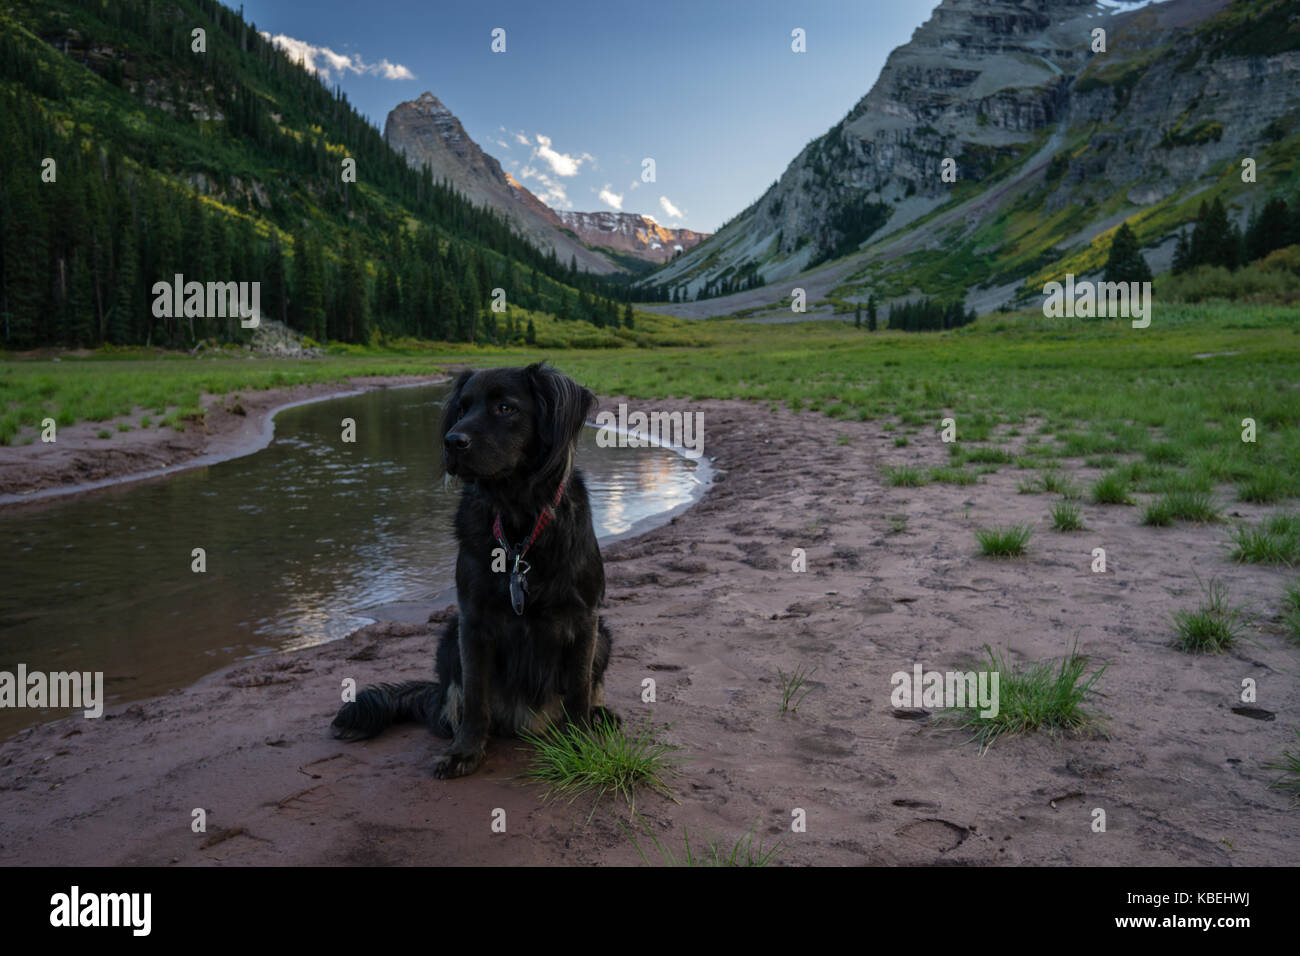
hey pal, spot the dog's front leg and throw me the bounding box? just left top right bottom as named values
left=433, top=613, right=493, bottom=779
left=563, top=614, right=599, bottom=727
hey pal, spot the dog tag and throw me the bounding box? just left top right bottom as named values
left=509, top=556, right=530, bottom=615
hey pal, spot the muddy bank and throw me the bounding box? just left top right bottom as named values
left=0, top=373, right=450, bottom=506
left=0, top=396, right=1296, bottom=866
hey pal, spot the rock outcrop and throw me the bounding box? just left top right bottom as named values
left=384, top=92, right=618, bottom=274
left=556, top=211, right=708, bottom=263
left=647, top=0, right=1299, bottom=309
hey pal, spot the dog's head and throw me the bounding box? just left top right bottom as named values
left=441, top=363, right=595, bottom=494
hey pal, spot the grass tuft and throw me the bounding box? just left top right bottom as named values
left=1170, top=577, right=1246, bottom=653
left=622, top=814, right=785, bottom=867
left=883, top=464, right=926, bottom=487
left=1229, top=513, right=1300, bottom=566
left=940, top=642, right=1107, bottom=753
left=778, top=664, right=818, bottom=715
left=975, top=523, right=1032, bottom=557
left=1281, top=581, right=1300, bottom=644
left=1090, top=470, right=1133, bottom=505
left=519, top=715, right=683, bottom=815
left=1050, top=501, right=1085, bottom=531
left=1264, top=729, right=1300, bottom=805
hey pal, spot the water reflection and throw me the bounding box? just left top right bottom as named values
left=0, top=383, right=701, bottom=735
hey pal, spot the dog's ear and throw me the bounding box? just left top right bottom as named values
left=526, top=362, right=594, bottom=489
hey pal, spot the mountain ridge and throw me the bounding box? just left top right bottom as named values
left=641, top=0, right=1300, bottom=317
left=383, top=91, right=708, bottom=270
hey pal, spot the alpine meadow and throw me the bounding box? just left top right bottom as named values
left=0, top=0, right=1297, bottom=907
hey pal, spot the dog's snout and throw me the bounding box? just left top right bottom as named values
left=444, top=431, right=471, bottom=451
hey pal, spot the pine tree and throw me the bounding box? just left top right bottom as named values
left=1192, top=198, right=1238, bottom=271
left=526, top=317, right=537, bottom=344
left=854, top=304, right=862, bottom=329
left=340, top=234, right=369, bottom=343
left=623, top=302, right=634, bottom=329
left=293, top=228, right=325, bottom=340
left=1, top=171, right=45, bottom=347
left=1103, top=222, right=1153, bottom=284
left=67, top=249, right=96, bottom=348
left=110, top=222, right=137, bottom=345
left=264, top=232, right=288, bottom=330
left=1245, top=198, right=1289, bottom=263
left=867, top=293, right=878, bottom=332
left=1172, top=228, right=1192, bottom=275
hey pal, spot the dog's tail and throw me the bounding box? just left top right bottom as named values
left=331, top=681, right=445, bottom=740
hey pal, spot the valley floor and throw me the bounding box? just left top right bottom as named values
left=0, top=396, right=1295, bottom=866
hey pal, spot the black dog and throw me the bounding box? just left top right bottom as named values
left=331, top=363, right=616, bottom=778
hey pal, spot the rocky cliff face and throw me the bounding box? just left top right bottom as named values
left=383, top=92, right=618, bottom=274
left=556, top=211, right=708, bottom=263
left=648, top=0, right=1299, bottom=309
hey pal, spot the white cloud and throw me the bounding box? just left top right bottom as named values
left=517, top=165, right=571, bottom=209
left=494, top=139, right=511, bottom=150
left=659, top=195, right=684, bottom=220
left=260, top=32, right=415, bottom=83
left=598, top=185, right=623, bottom=211
left=533, top=134, right=586, bottom=177
left=513, top=131, right=531, bottom=146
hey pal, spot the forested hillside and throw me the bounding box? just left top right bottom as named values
left=0, top=0, right=631, bottom=349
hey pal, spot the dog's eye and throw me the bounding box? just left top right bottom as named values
left=496, top=402, right=514, bottom=415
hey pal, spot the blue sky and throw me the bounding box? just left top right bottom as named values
left=238, top=0, right=940, bottom=233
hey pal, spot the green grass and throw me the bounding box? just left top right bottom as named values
left=1281, top=582, right=1300, bottom=644
left=1091, top=471, right=1134, bottom=505
left=1265, top=729, right=1300, bottom=805
left=1041, top=471, right=1083, bottom=499
left=1229, top=513, right=1300, bottom=565
left=927, top=465, right=979, bottom=485
left=883, top=464, right=927, bottom=487
left=777, top=664, right=818, bottom=715
left=1171, top=577, right=1246, bottom=653
left=622, top=815, right=785, bottom=867
left=963, top=446, right=1013, bottom=465
left=975, top=523, right=1033, bottom=557
left=1145, top=489, right=1223, bottom=525
left=940, top=642, right=1108, bottom=752
left=518, top=716, right=683, bottom=815
left=1050, top=501, right=1085, bottom=531
left=5, top=304, right=1300, bottom=514
left=1238, top=468, right=1290, bottom=504
left=1141, top=499, right=1175, bottom=526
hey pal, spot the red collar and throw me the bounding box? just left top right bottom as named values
left=491, top=478, right=566, bottom=565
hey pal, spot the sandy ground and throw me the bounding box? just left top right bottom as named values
left=0, top=373, right=450, bottom=504
left=1, top=395, right=1297, bottom=866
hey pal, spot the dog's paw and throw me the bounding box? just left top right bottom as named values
left=431, top=748, right=485, bottom=779
left=589, top=706, right=623, bottom=730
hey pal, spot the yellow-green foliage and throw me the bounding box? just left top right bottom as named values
left=1158, top=251, right=1300, bottom=304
